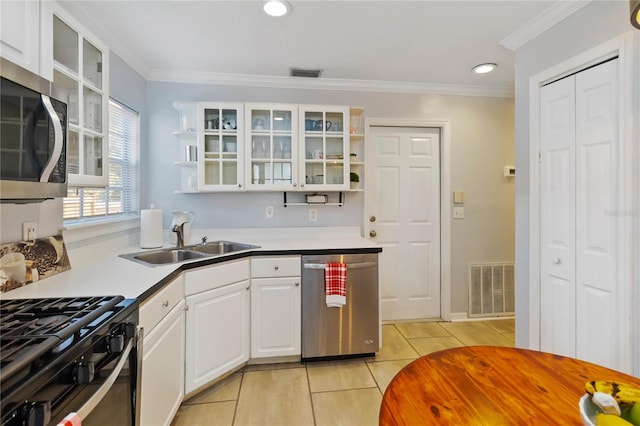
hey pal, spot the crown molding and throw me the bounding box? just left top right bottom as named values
left=147, top=69, right=514, bottom=98
left=58, top=1, right=151, bottom=78
left=500, top=0, right=592, bottom=51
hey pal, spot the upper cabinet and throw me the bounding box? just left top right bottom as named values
left=0, top=1, right=41, bottom=76
left=299, top=105, right=349, bottom=191
left=197, top=102, right=244, bottom=192
left=175, top=102, right=359, bottom=193
left=245, top=103, right=298, bottom=191
left=43, top=4, right=110, bottom=187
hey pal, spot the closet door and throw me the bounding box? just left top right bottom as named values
left=540, top=58, right=621, bottom=368
left=540, top=75, right=576, bottom=358
left=575, top=59, right=618, bottom=367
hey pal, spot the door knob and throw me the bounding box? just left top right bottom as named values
left=369, top=230, right=377, bottom=238
left=369, top=215, right=376, bottom=222
left=553, top=257, right=562, bottom=264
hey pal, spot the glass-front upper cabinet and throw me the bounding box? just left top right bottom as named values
left=50, top=11, right=109, bottom=187
left=244, top=104, right=298, bottom=191
left=298, top=105, right=349, bottom=191
left=197, top=102, right=244, bottom=191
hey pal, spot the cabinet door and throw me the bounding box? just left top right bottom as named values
left=197, top=102, right=244, bottom=192
left=44, top=5, right=110, bottom=187
left=299, top=105, right=349, bottom=191
left=244, top=103, right=298, bottom=191
left=0, top=1, right=40, bottom=76
left=185, top=280, right=250, bottom=394
left=141, top=300, right=185, bottom=426
left=251, top=277, right=301, bottom=358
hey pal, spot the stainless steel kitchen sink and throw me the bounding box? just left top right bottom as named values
left=119, top=241, right=259, bottom=267
left=133, top=249, right=207, bottom=265
left=188, top=241, right=257, bottom=255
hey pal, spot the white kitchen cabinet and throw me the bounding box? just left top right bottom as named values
left=184, top=260, right=250, bottom=394
left=197, top=102, right=244, bottom=192
left=42, top=3, right=110, bottom=187
left=299, top=105, right=350, bottom=191
left=139, top=275, right=185, bottom=426
left=250, top=256, right=301, bottom=359
left=244, top=103, right=299, bottom=191
left=0, top=1, right=40, bottom=76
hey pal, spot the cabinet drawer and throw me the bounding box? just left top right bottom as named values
left=185, top=259, right=250, bottom=296
left=251, top=256, right=301, bottom=278
left=140, top=274, right=184, bottom=335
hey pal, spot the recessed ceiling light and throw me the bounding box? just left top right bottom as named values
left=472, top=63, right=497, bottom=74
left=263, top=1, right=291, bottom=17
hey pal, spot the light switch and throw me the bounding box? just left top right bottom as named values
left=453, top=191, right=465, bottom=204
left=453, top=207, right=465, bottom=219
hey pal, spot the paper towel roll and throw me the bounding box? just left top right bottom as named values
left=140, top=209, right=163, bottom=248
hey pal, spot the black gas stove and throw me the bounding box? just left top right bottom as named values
left=0, top=296, right=140, bottom=426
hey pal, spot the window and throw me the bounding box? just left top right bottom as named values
left=63, top=100, right=140, bottom=221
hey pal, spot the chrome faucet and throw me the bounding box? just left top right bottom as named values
left=172, top=222, right=186, bottom=248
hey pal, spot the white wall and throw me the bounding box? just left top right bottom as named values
left=146, top=82, right=515, bottom=314
left=512, top=1, right=639, bottom=361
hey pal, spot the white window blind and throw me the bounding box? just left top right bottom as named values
left=64, top=100, right=140, bottom=221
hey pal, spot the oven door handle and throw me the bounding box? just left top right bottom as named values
left=74, top=337, right=134, bottom=421
left=39, top=94, right=64, bottom=183
left=303, top=262, right=377, bottom=270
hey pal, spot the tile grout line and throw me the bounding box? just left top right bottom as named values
left=304, top=363, right=318, bottom=426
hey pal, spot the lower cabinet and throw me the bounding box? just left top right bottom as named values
left=250, top=256, right=301, bottom=359
left=184, top=260, right=250, bottom=395
left=139, top=275, right=185, bottom=426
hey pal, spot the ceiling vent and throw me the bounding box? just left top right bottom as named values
left=290, top=68, right=322, bottom=78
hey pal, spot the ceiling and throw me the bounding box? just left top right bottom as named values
left=62, top=1, right=588, bottom=97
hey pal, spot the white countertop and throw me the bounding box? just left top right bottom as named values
left=1, top=227, right=379, bottom=301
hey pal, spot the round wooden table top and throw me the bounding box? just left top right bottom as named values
left=379, top=346, right=640, bottom=425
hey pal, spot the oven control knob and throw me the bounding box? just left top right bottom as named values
left=124, top=322, right=137, bottom=339
left=20, top=401, right=51, bottom=426
left=107, top=333, right=125, bottom=353
left=73, top=361, right=95, bottom=384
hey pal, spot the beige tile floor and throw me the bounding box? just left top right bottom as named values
left=171, top=318, right=515, bottom=426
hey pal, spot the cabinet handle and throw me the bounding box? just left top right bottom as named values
left=246, top=286, right=250, bottom=290
left=295, top=282, right=300, bottom=286
left=553, top=257, right=562, bottom=264
left=369, top=230, right=377, bottom=238
left=274, top=265, right=279, bottom=270
left=162, top=301, right=169, bottom=308
left=293, top=183, right=297, bottom=188
left=238, top=183, right=242, bottom=188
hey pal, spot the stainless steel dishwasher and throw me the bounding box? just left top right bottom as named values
left=301, top=253, right=379, bottom=360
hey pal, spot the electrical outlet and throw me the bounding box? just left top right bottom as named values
left=453, top=207, right=465, bottom=219
left=265, top=205, right=274, bottom=219
left=22, top=222, right=38, bottom=240
left=309, top=208, right=318, bottom=222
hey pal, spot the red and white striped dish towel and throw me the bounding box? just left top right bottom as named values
left=325, top=262, right=347, bottom=307
left=57, top=413, right=81, bottom=426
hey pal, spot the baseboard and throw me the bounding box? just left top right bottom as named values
left=450, top=312, right=469, bottom=322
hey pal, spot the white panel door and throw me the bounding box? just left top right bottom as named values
left=574, top=59, right=618, bottom=367
left=540, top=76, right=576, bottom=358
left=366, top=127, right=440, bottom=320
left=539, top=58, right=624, bottom=370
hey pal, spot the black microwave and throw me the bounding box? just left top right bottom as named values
left=0, top=58, right=68, bottom=203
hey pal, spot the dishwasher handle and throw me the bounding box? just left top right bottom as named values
left=303, top=262, right=377, bottom=270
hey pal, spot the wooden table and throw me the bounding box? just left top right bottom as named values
left=379, top=346, right=640, bottom=425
